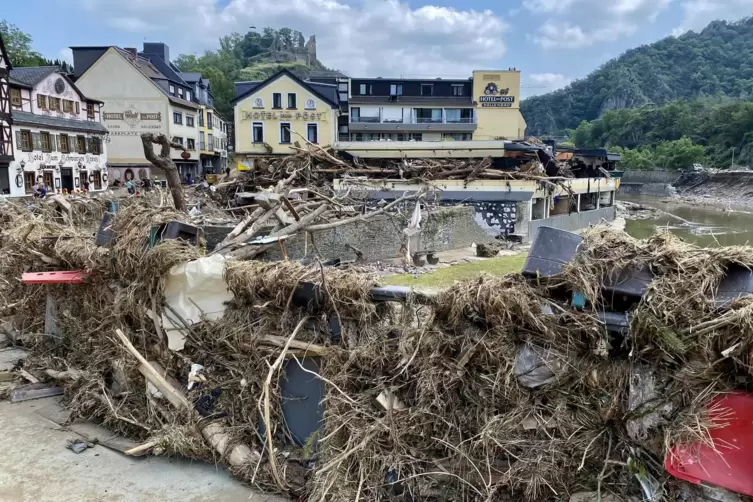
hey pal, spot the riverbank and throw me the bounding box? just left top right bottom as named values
left=672, top=171, right=753, bottom=211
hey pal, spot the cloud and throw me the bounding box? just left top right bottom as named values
left=525, top=0, right=672, bottom=48
left=78, top=0, right=509, bottom=77
left=58, top=48, right=74, bottom=65
left=672, top=0, right=753, bottom=36
left=525, top=72, right=573, bottom=96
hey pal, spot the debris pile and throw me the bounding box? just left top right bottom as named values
left=2, top=194, right=753, bottom=501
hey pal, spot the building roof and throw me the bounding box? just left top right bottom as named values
left=309, top=69, right=348, bottom=79
left=231, top=69, right=339, bottom=108
left=234, top=81, right=261, bottom=99
left=114, top=48, right=165, bottom=80
left=12, top=110, right=108, bottom=134
left=140, top=51, right=188, bottom=87
left=9, top=67, right=105, bottom=103
left=9, top=66, right=59, bottom=87
left=349, top=96, right=474, bottom=107
left=308, top=82, right=339, bottom=105
left=180, top=72, right=202, bottom=83
left=351, top=77, right=471, bottom=83
left=168, top=96, right=200, bottom=110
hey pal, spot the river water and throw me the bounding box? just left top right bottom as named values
left=619, top=195, right=753, bottom=247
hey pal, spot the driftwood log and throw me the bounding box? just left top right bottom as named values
left=141, top=133, right=188, bottom=211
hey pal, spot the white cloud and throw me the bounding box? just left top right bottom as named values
left=525, top=72, right=573, bottom=96
left=672, top=0, right=753, bottom=36
left=525, top=0, right=672, bottom=48
left=78, top=0, right=509, bottom=77
left=58, top=48, right=74, bottom=65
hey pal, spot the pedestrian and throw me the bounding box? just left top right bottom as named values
left=82, top=179, right=90, bottom=191
left=125, top=178, right=135, bottom=195
left=32, top=181, right=47, bottom=199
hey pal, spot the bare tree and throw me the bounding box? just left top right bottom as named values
left=141, top=133, right=187, bottom=211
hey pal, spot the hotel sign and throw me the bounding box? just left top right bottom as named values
left=479, top=96, right=515, bottom=108
left=243, top=110, right=327, bottom=121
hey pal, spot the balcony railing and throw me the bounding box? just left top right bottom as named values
left=445, top=117, right=476, bottom=124
left=351, top=116, right=381, bottom=123
left=415, top=117, right=443, bottom=124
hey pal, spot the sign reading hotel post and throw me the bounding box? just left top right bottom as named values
left=479, top=82, right=516, bottom=108
left=101, top=101, right=167, bottom=160
left=242, top=110, right=328, bottom=121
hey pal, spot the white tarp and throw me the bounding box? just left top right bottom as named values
left=161, top=254, right=233, bottom=351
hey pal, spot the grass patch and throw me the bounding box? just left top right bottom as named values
left=386, top=253, right=528, bottom=289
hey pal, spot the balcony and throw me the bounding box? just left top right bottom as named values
left=349, top=107, right=477, bottom=133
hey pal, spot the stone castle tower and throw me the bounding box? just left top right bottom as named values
left=305, top=35, right=317, bottom=62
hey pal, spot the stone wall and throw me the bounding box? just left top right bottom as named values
left=621, top=170, right=681, bottom=184
left=264, top=205, right=493, bottom=262
left=619, top=183, right=673, bottom=196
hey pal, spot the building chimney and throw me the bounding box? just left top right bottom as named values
left=142, top=42, right=170, bottom=62
left=124, top=48, right=138, bottom=58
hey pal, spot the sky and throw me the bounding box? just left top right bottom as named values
left=3, top=0, right=753, bottom=98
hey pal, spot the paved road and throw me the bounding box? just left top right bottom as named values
left=0, top=398, right=287, bottom=502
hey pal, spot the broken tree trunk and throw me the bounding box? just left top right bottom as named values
left=141, top=133, right=187, bottom=211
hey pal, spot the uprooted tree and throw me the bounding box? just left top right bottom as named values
left=141, top=133, right=188, bottom=211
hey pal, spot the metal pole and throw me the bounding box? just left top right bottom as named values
left=731, top=147, right=735, bottom=170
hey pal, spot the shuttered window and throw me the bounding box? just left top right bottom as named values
left=77, top=136, right=86, bottom=154
left=60, top=135, right=70, bottom=153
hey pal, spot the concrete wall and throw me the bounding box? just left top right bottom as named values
left=619, top=182, right=672, bottom=196
left=621, top=170, right=680, bottom=183
left=264, top=205, right=492, bottom=262
left=528, top=206, right=615, bottom=237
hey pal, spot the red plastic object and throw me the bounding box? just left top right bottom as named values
left=22, top=270, right=92, bottom=284
left=665, top=392, right=753, bottom=496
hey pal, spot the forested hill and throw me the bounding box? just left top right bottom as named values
left=174, top=27, right=340, bottom=118
left=521, top=17, right=753, bottom=136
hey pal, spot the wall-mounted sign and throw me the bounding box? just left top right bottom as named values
left=305, top=98, right=316, bottom=110
left=253, top=98, right=264, bottom=108
left=483, top=83, right=510, bottom=96
left=243, top=110, right=327, bottom=121
left=104, top=107, right=162, bottom=124
left=481, top=102, right=513, bottom=108
left=479, top=96, right=515, bottom=103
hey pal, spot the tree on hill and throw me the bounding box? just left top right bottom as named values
left=174, top=27, right=336, bottom=118
left=522, top=17, right=753, bottom=136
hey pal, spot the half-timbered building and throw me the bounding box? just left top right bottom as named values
left=0, top=31, right=14, bottom=193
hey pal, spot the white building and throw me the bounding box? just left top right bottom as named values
left=0, top=31, right=14, bottom=191
left=6, top=67, right=107, bottom=196
left=70, top=44, right=200, bottom=184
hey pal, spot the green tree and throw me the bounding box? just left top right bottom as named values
left=653, top=137, right=706, bottom=170
left=0, top=20, right=46, bottom=66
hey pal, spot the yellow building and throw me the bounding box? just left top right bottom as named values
left=198, top=105, right=228, bottom=173
left=471, top=70, right=526, bottom=141
left=232, top=69, right=339, bottom=169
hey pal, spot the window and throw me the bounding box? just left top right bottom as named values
left=169, top=84, right=175, bottom=95
left=307, top=123, right=318, bottom=144
left=279, top=122, right=291, bottom=144
left=186, top=90, right=191, bottom=101
left=44, top=172, right=54, bottom=189
left=24, top=172, right=35, bottom=194
left=60, top=134, right=70, bottom=153
left=37, top=94, right=47, bottom=109
left=445, top=108, right=474, bottom=124
left=92, top=171, right=102, bottom=189
left=287, top=93, right=297, bottom=109
left=199, top=131, right=205, bottom=150
left=10, top=88, right=21, bottom=106
left=173, top=112, right=182, bottom=124
left=252, top=122, right=264, bottom=143
left=390, top=84, right=403, bottom=96
left=63, top=100, right=72, bottom=113
left=78, top=102, right=83, bottom=115
left=359, top=83, right=372, bottom=95
left=198, top=113, right=204, bottom=127
left=77, top=136, right=86, bottom=154
left=443, top=133, right=472, bottom=141
left=90, top=137, right=102, bottom=155
left=19, top=130, right=32, bottom=151
left=351, top=107, right=379, bottom=123
left=187, top=138, right=195, bottom=150
left=273, top=93, right=282, bottom=109
left=178, top=88, right=184, bottom=98
left=415, top=108, right=442, bottom=123
left=421, top=84, right=433, bottom=96
left=186, top=115, right=194, bottom=127
left=49, top=97, right=60, bottom=111
left=174, top=137, right=183, bottom=145
left=207, top=112, right=213, bottom=130
left=452, top=84, right=464, bottom=96
left=208, top=134, right=213, bottom=150
left=40, top=132, right=51, bottom=152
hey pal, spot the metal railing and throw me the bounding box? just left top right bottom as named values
left=350, top=116, right=381, bottom=123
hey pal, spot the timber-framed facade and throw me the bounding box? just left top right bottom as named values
left=0, top=31, right=14, bottom=166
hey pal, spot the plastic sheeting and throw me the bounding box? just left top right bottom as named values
left=161, top=254, right=233, bottom=351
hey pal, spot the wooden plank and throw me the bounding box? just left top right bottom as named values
left=11, top=382, right=63, bottom=402
left=44, top=294, right=61, bottom=340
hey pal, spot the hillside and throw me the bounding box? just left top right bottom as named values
left=521, top=17, right=753, bottom=136
left=174, top=27, right=340, bottom=118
